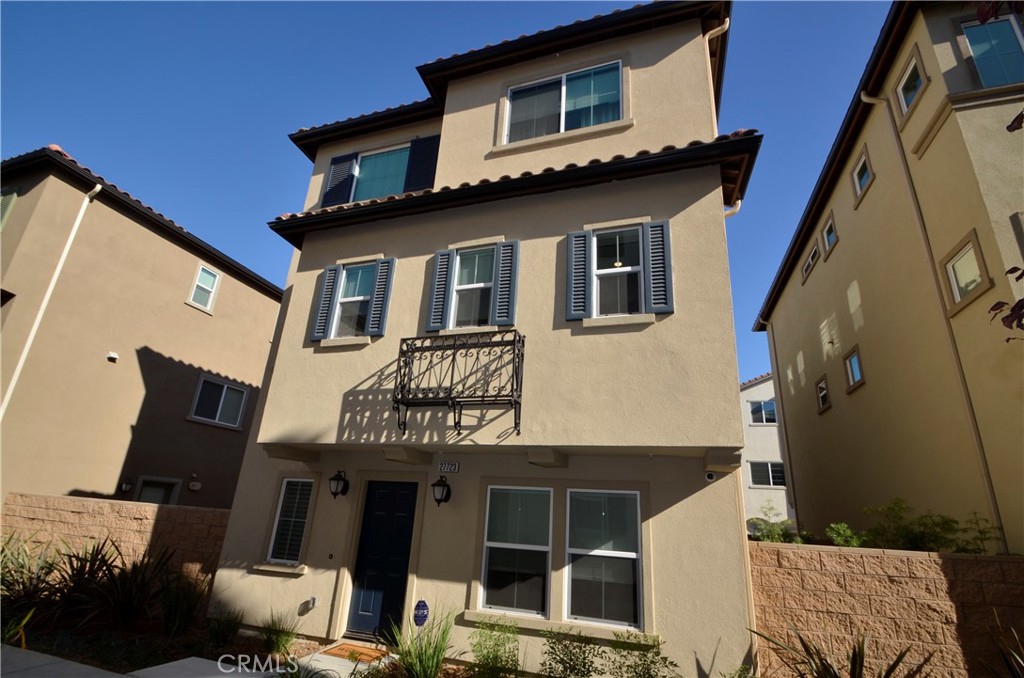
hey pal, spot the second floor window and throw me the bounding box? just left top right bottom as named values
left=190, top=375, right=247, bottom=428
left=749, top=400, right=777, bottom=424
left=310, top=259, right=396, bottom=341
left=352, top=146, right=411, bottom=202
left=507, top=62, right=622, bottom=143
left=962, top=16, right=1024, bottom=88
left=426, top=242, right=519, bottom=332
left=322, top=136, right=441, bottom=208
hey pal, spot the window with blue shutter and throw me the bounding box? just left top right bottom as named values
left=322, top=154, right=358, bottom=208
left=322, top=135, right=441, bottom=208
left=310, top=259, right=395, bottom=341
left=425, top=242, right=519, bottom=332
left=564, top=221, right=673, bottom=321
left=269, top=479, right=313, bottom=563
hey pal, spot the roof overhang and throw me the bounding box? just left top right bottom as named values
left=271, top=131, right=762, bottom=249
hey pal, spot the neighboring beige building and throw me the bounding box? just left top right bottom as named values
left=1, top=146, right=282, bottom=509
left=737, top=373, right=795, bottom=527
left=214, top=2, right=763, bottom=673
left=755, top=2, right=1024, bottom=553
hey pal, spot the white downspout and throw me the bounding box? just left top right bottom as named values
left=1, top=184, right=102, bottom=420
left=724, top=199, right=742, bottom=219
left=706, top=16, right=730, bottom=42
left=705, top=18, right=730, bottom=138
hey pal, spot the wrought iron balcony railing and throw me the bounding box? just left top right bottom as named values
left=392, top=330, right=525, bottom=435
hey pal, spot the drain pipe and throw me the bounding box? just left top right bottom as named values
left=724, top=200, right=742, bottom=219
left=705, top=18, right=730, bottom=137
left=859, top=91, right=1007, bottom=553
left=1, top=183, right=102, bottom=420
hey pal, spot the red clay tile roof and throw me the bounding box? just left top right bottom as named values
left=1, top=145, right=282, bottom=300
left=740, top=372, right=773, bottom=388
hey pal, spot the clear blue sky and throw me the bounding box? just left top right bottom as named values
left=1, top=1, right=891, bottom=382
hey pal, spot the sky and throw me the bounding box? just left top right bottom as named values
left=1, top=1, right=892, bottom=382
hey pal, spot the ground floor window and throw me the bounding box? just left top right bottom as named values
left=269, top=479, right=313, bottom=564
left=482, top=487, right=551, bottom=614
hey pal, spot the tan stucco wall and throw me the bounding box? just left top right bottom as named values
left=259, top=169, right=743, bottom=453
left=765, top=8, right=1024, bottom=552
left=0, top=172, right=280, bottom=508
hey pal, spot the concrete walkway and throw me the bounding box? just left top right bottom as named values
left=1, top=646, right=122, bottom=676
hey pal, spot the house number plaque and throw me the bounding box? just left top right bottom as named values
left=438, top=461, right=460, bottom=473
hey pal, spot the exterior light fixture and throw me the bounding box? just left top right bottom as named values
left=119, top=478, right=134, bottom=494
left=431, top=476, right=452, bottom=506
left=329, top=470, right=349, bottom=498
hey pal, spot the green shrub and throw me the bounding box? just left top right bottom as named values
left=258, top=609, right=301, bottom=654
left=754, top=626, right=932, bottom=677
left=387, top=612, right=455, bottom=678
left=539, top=628, right=606, bottom=678
left=606, top=631, right=678, bottom=678
left=824, top=523, right=864, bottom=548
left=162, top=573, right=209, bottom=638
left=469, top=617, right=519, bottom=678
left=747, top=502, right=801, bottom=544
left=208, top=606, right=245, bottom=647
left=89, top=547, right=173, bottom=629
left=0, top=535, right=57, bottom=629
left=863, top=498, right=996, bottom=553
left=718, top=667, right=752, bottom=678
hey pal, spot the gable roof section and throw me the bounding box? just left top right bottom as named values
left=289, top=1, right=730, bottom=161
left=1, top=145, right=283, bottom=301
left=271, top=129, right=761, bottom=248
left=753, top=1, right=917, bottom=331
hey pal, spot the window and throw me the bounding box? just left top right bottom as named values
left=897, top=59, right=924, bottom=113
left=426, top=242, right=519, bottom=331
left=137, top=478, right=180, bottom=505
left=507, top=62, right=621, bottom=143
left=749, top=462, right=786, bottom=488
left=189, top=265, right=219, bottom=311
left=852, top=151, right=874, bottom=200
left=268, top=479, right=313, bottom=564
left=749, top=400, right=777, bottom=424
left=801, top=243, right=820, bottom=281
left=0, top=191, right=16, bottom=230
left=190, top=375, right=247, bottom=428
left=816, top=376, right=831, bottom=413
left=822, top=217, right=839, bottom=255
left=963, top=16, right=1024, bottom=88
left=567, top=490, right=641, bottom=626
left=565, top=221, right=674, bottom=321
left=844, top=346, right=865, bottom=392
left=311, top=259, right=395, bottom=340
left=321, top=135, right=441, bottom=208
left=482, top=487, right=551, bottom=614
left=939, top=230, right=992, bottom=314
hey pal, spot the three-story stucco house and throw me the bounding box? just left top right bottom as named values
left=1, top=145, right=282, bottom=510
left=755, top=1, right=1024, bottom=553
left=737, top=374, right=795, bottom=528
left=213, top=2, right=762, bottom=672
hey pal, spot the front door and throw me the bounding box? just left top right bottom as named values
left=346, top=481, right=418, bottom=639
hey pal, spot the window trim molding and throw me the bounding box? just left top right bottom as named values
left=938, top=228, right=993, bottom=317
left=592, top=225, right=644, bottom=318
left=748, top=461, right=786, bottom=488
left=815, top=375, right=831, bottom=414
left=265, top=476, right=317, bottom=566
left=892, top=44, right=930, bottom=128
left=134, top=476, right=182, bottom=505
left=186, top=263, right=221, bottom=314
left=450, top=247, right=497, bottom=330
left=821, top=212, right=839, bottom=260
left=187, top=373, right=249, bottom=430
left=851, top=147, right=875, bottom=208
left=843, top=345, right=866, bottom=394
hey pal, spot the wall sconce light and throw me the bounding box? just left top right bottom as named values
left=431, top=476, right=452, bottom=507
left=329, top=471, right=349, bottom=499
left=120, top=478, right=134, bottom=494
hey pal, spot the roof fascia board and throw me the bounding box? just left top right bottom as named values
left=289, top=99, right=442, bottom=161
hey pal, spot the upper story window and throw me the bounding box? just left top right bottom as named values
left=188, top=264, right=220, bottom=312
left=749, top=399, right=777, bottom=424
left=801, top=243, right=820, bottom=281
left=844, top=346, right=865, bottom=393
left=749, top=462, right=786, bottom=488
left=852, top=148, right=875, bottom=207
left=565, top=221, right=674, bottom=321
left=816, top=375, right=831, bottom=413
left=321, top=135, right=441, bottom=208
left=311, top=259, right=395, bottom=341
left=507, top=62, right=622, bottom=143
left=822, top=216, right=839, bottom=255
left=962, top=16, right=1024, bottom=88
left=897, top=58, right=924, bottom=113
left=426, top=242, right=519, bottom=332
left=189, top=374, right=248, bottom=429
left=939, top=229, right=992, bottom=315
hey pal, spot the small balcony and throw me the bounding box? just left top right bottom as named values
left=392, top=330, right=525, bottom=435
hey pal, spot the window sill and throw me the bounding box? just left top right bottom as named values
left=186, top=415, right=243, bottom=431
left=749, top=485, right=786, bottom=490
left=581, top=314, right=655, bottom=329
left=852, top=176, right=874, bottom=210
left=251, top=562, right=308, bottom=576
left=463, top=609, right=643, bottom=640
left=320, top=336, right=373, bottom=348
left=845, top=380, right=866, bottom=395
left=184, top=299, right=215, bottom=316
left=487, top=118, right=635, bottom=158
left=748, top=423, right=778, bottom=427
left=439, top=325, right=499, bottom=336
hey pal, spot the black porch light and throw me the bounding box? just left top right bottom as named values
left=431, top=476, right=452, bottom=506
left=329, top=470, right=349, bottom=498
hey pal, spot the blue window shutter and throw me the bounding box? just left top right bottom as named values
left=404, top=135, right=440, bottom=192
left=426, top=250, right=455, bottom=332
left=322, top=153, right=358, bottom=207
left=490, top=241, right=520, bottom=326
left=643, top=220, right=674, bottom=314
left=565, top=231, right=592, bottom=321
left=311, top=264, right=343, bottom=341
left=366, top=258, right=395, bottom=337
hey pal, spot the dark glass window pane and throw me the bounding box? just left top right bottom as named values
left=770, top=464, right=787, bottom=487
left=508, top=79, right=561, bottom=142
left=194, top=380, right=223, bottom=420
left=749, top=401, right=764, bottom=422
left=569, top=492, right=639, bottom=552
left=565, top=64, right=621, bottom=131
left=336, top=300, right=370, bottom=337
left=750, top=463, right=771, bottom=486
left=569, top=554, right=637, bottom=624
left=763, top=400, right=777, bottom=424
left=857, top=164, right=872, bottom=192
left=900, top=63, right=922, bottom=108
left=341, top=264, right=376, bottom=299
left=965, top=20, right=1024, bottom=87
left=219, top=387, right=245, bottom=426
left=271, top=481, right=312, bottom=562
left=457, top=249, right=495, bottom=285
left=455, top=288, right=491, bottom=327
left=598, top=273, right=640, bottom=316
left=596, top=230, right=640, bottom=269
left=484, top=547, right=547, bottom=613
left=487, top=489, right=550, bottom=546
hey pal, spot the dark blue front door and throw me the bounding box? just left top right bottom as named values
left=347, top=481, right=418, bottom=638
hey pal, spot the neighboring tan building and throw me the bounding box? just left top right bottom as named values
left=755, top=2, right=1024, bottom=553
left=1, top=146, right=282, bottom=509
left=213, top=2, right=762, bottom=673
left=737, top=373, right=795, bottom=527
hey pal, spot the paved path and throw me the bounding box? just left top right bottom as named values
left=1, top=647, right=122, bottom=676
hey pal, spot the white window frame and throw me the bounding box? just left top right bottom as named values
left=448, top=246, right=497, bottom=329
left=801, top=243, right=821, bottom=281
left=565, top=488, right=643, bottom=629
left=480, top=486, right=552, bottom=617
left=187, top=264, right=220, bottom=313
left=816, top=376, right=831, bottom=413
left=505, top=61, right=623, bottom=144
left=749, top=462, right=786, bottom=488
left=331, top=262, right=377, bottom=338
left=592, top=226, right=644, bottom=317
left=822, top=217, right=839, bottom=255
left=749, top=399, right=777, bottom=425
left=350, top=143, right=411, bottom=203
left=844, top=347, right=865, bottom=392
left=267, top=478, right=314, bottom=565
left=188, top=374, right=248, bottom=429
left=961, top=16, right=1024, bottom=88
left=852, top=151, right=874, bottom=199
left=946, top=242, right=982, bottom=303
left=897, top=58, right=923, bottom=114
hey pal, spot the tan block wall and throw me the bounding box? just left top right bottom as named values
left=749, top=542, right=1024, bottom=678
left=2, top=493, right=228, bottom=576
